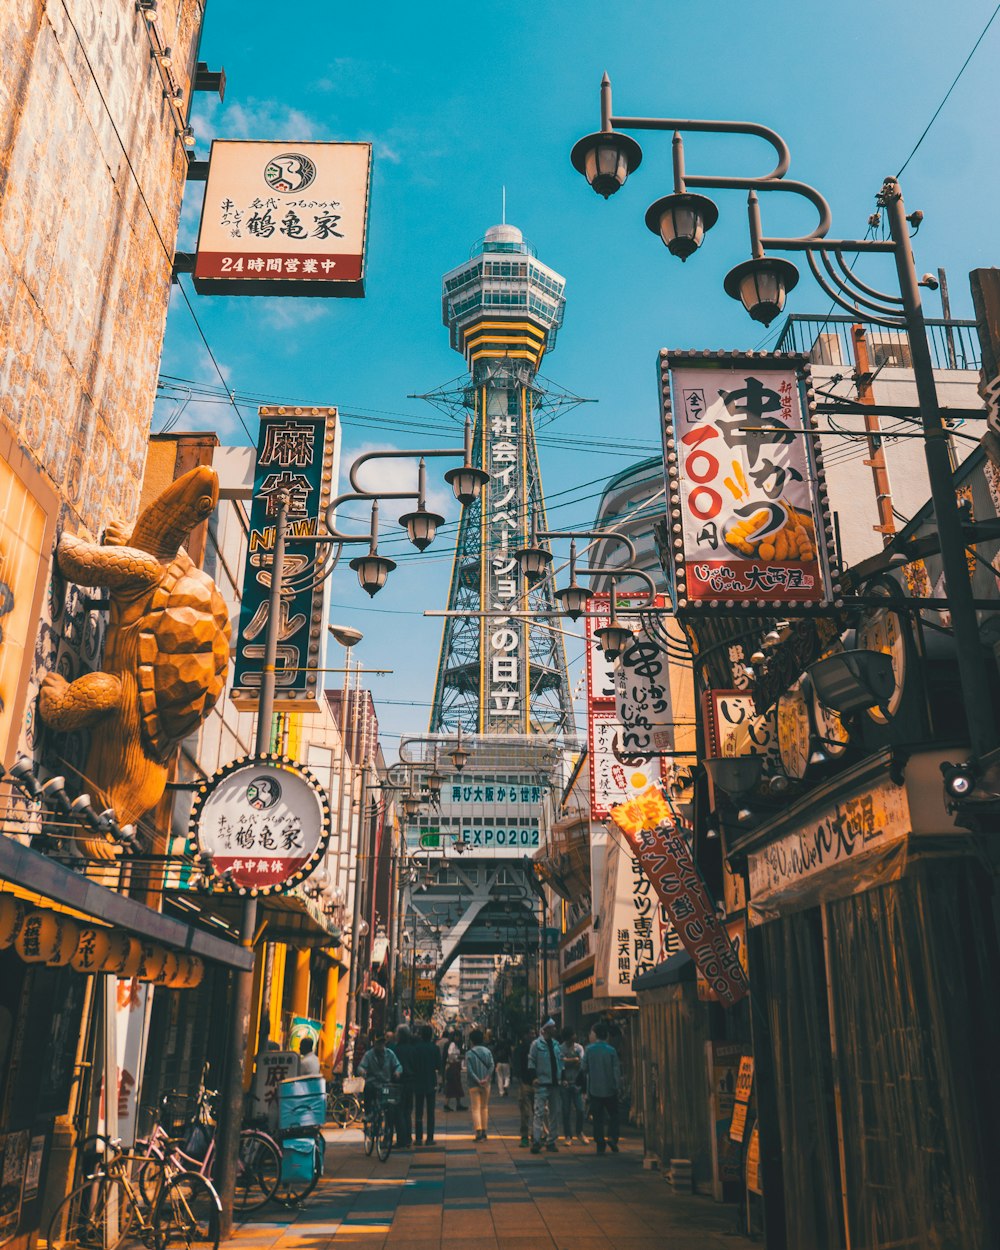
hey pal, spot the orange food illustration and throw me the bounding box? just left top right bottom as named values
left=724, top=501, right=816, bottom=563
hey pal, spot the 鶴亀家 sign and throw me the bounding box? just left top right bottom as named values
left=232, top=407, right=339, bottom=712
left=190, top=756, right=332, bottom=896
left=193, top=140, right=372, bottom=296
left=660, top=351, right=836, bottom=609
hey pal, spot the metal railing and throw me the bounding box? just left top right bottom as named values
left=775, top=314, right=982, bottom=373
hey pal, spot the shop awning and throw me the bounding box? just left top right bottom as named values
left=0, top=835, right=252, bottom=970
left=632, top=949, right=694, bottom=992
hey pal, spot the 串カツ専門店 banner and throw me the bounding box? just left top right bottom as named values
left=659, top=351, right=837, bottom=609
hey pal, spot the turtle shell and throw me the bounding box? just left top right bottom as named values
left=136, top=550, right=231, bottom=760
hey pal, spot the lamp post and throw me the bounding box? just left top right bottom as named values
left=214, top=432, right=487, bottom=1223
left=215, top=491, right=289, bottom=1237
left=570, top=74, right=998, bottom=759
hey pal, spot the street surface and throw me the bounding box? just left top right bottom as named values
left=232, top=1095, right=754, bottom=1250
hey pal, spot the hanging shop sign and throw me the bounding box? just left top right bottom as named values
left=776, top=681, right=811, bottom=780
left=611, top=791, right=749, bottom=1007
left=190, top=756, right=332, bottom=895
left=612, top=598, right=675, bottom=757
left=415, top=977, right=436, bottom=1002
left=659, top=351, right=836, bottom=609
left=586, top=593, right=670, bottom=818
left=193, top=140, right=372, bottom=296
left=702, top=690, right=781, bottom=776
left=591, top=831, right=674, bottom=1000
left=747, top=775, right=910, bottom=912
left=856, top=603, right=907, bottom=724
left=232, top=407, right=339, bottom=712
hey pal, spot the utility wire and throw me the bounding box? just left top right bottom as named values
left=897, top=3, right=1000, bottom=177
left=57, top=2, right=249, bottom=444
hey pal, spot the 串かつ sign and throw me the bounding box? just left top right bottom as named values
left=660, top=352, right=835, bottom=609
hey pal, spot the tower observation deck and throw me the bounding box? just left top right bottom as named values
left=427, top=224, right=575, bottom=736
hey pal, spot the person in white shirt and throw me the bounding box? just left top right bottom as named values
left=464, top=1029, right=495, bottom=1142
left=298, top=1037, right=321, bottom=1077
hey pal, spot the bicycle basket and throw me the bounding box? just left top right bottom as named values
left=158, top=1094, right=200, bottom=1137
left=342, top=1077, right=364, bottom=1095
left=380, top=1084, right=401, bottom=1106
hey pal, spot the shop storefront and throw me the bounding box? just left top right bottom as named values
left=733, top=746, right=1000, bottom=1250
left=0, top=836, right=249, bottom=1250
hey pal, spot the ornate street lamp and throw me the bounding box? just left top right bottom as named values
left=723, top=255, right=800, bottom=325
left=554, top=537, right=593, bottom=620
left=646, top=193, right=719, bottom=260
left=568, top=72, right=999, bottom=759
left=594, top=580, right=634, bottom=660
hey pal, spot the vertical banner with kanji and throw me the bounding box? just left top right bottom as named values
left=586, top=592, right=670, bottom=818
left=660, top=352, right=835, bottom=609
left=232, top=407, right=340, bottom=711
left=611, top=791, right=749, bottom=1007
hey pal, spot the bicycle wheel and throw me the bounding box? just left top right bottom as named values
left=155, top=1172, right=220, bottom=1250
left=48, top=1175, right=135, bottom=1250
left=342, top=1095, right=362, bottom=1126
left=137, top=1153, right=170, bottom=1211
left=272, top=1129, right=321, bottom=1207
left=235, top=1130, right=280, bottom=1212
left=376, top=1108, right=393, bottom=1163
left=326, top=1095, right=349, bottom=1128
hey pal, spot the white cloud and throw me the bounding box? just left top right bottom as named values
left=339, top=441, right=456, bottom=527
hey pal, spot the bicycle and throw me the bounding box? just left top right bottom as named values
left=136, top=1089, right=281, bottom=1213
left=362, top=1083, right=397, bottom=1163
left=272, top=1124, right=325, bottom=1206
left=325, top=1075, right=363, bottom=1128
left=47, top=1146, right=219, bottom=1250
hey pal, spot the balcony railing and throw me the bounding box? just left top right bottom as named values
left=775, top=314, right=981, bottom=373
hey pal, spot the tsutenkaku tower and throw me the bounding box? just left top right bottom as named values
left=428, top=223, right=574, bottom=736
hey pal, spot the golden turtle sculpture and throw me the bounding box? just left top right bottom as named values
left=39, top=467, right=231, bottom=857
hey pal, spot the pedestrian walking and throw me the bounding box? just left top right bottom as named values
left=443, top=1030, right=467, bottom=1111
left=513, top=1029, right=535, bottom=1147
left=412, top=1024, right=440, bottom=1146
left=582, top=1021, right=621, bottom=1154
left=558, top=1026, right=587, bottom=1144
left=528, top=1018, right=563, bottom=1153
left=465, top=1028, right=495, bottom=1140
left=492, top=1035, right=512, bottom=1097
left=393, top=1024, right=416, bottom=1148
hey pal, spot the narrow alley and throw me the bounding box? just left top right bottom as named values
left=230, top=1099, right=755, bottom=1250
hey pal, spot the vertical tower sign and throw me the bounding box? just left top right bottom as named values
left=232, top=407, right=339, bottom=711
left=429, top=223, right=575, bottom=736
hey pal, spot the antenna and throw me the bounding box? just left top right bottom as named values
left=502, top=185, right=506, bottom=225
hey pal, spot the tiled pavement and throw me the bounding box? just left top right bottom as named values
left=231, top=1089, right=756, bottom=1250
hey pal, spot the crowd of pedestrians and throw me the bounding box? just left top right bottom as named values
left=352, top=1018, right=623, bottom=1154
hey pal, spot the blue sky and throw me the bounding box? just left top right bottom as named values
left=157, top=0, right=1000, bottom=752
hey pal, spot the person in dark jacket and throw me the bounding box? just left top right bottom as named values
left=393, top=1025, right=417, bottom=1148
left=411, top=1025, right=440, bottom=1145
left=513, top=1029, right=535, bottom=1147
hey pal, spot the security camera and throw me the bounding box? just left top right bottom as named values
left=919, top=273, right=939, bottom=290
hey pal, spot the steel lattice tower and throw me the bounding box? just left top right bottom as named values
left=426, top=223, right=575, bottom=737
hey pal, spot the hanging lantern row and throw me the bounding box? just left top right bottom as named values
left=0, top=895, right=204, bottom=987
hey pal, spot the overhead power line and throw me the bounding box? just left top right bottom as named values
left=897, top=3, right=1000, bottom=177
